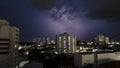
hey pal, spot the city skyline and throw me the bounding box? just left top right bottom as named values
left=0, top=0, right=120, bottom=41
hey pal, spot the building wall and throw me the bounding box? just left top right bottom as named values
left=56, top=32, right=76, bottom=54
left=0, top=55, right=9, bottom=68
left=97, top=52, right=120, bottom=64
left=0, top=19, right=9, bottom=26
left=74, top=52, right=120, bottom=68
left=82, top=54, right=94, bottom=66
left=0, top=26, right=10, bottom=38
left=74, top=54, right=82, bottom=68
left=97, top=53, right=115, bottom=64
left=0, top=19, right=20, bottom=68
left=74, top=53, right=94, bottom=68
left=9, top=27, right=20, bottom=68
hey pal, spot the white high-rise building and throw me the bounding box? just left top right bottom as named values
left=56, top=32, right=76, bottom=54
left=0, top=19, right=19, bottom=68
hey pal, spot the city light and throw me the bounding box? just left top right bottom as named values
left=19, top=61, right=30, bottom=68
left=18, top=46, right=22, bottom=50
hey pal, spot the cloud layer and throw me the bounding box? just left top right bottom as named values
left=31, top=0, right=56, bottom=10
left=31, top=0, right=120, bottom=21
left=85, top=0, right=120, bottom=21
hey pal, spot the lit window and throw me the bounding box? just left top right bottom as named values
left=64, top=36, right=66, bottom=39
left=59, top=43, right=61, bottom=48
left=18, top=46, right=22, bottom=50
left=15, top=45, right=17, bottom=48
left=59, top=37, right=61, bottom=39
left=69, top=47, right=71, bottom=50
left=64, top=45, right=66, bottom=48
left=64, top=50, right=66, bottom=53
left=64, top=40, right=66, bottom=44
left=68, top=36, right=70, bottom=39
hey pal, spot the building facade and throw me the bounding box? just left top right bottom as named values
left=0, top=19, right=19, bottom=68
left=56, top=32, right=76, bottom=54
left=74, top=52, right=120, bottom=68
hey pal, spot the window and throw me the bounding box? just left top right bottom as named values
left=68, top=36, right=70, bottom=39
left=64, top=50, right=66, bottom=53
left=64, top=45, right=66, bottom=48
left=59, top=37, right=61, bottom=39
left=59, top=43, right=61, bottom=48
left=68, top=47, right=71, bottom=50
left=64, top=36, right=66, bottom=39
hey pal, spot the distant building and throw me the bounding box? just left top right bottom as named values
left=0, top=19, right=20, bottom=68
left=94, top=34, right=120, bottom=46
left=110, top=39, right=120, bottom=45
left=94, top=34, right=110, bottom=45
left=56, top=32, right=76, bottom=54
left=33, top=38, right=43, bottom=46
left=50, top=40, right=55, bottom=44
left=43, top=36, right=50, bottom=45
left=33, top=38, right=41, bottom=43
left=18, top=42, right=38, bottom=50
left=76, top=41, right=94, bottom=53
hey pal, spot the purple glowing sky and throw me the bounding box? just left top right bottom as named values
left=0, top=0, right=120, bottom=41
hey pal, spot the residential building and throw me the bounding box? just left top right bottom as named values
left=0, top=19, right=20, bottom=68
left=94, top=34, right=110, bottom=45
left=56, top=32, right=76, bottom=54
left=43, top=36, right=50, bottom=45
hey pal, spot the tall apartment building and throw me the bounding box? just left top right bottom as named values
left=56, top=32, right=76, bottom=54
left=0, top=19, right=19, bottom=68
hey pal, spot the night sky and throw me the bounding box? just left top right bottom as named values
left=0, top=0, right=120, bottom=41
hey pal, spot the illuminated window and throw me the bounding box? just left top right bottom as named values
left=64, top=40, right=66, bottom=44
left=64, top=45, right=66, bottom=48
left=59, top=37, right=61, bottom=39
left=68, top=36, right=71, bottom=44
left=59, top=42, right=61, bottom=48
left=68, top=36, right=70, bottom=39
left=64, top=50, right=66, bottom=53
left=64, top=36, right=66, bottom=39
left=69, top=47, right=71, bottom=50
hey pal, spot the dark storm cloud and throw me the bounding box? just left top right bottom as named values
left=31, top=0, right=56, bottom=10
left=31, top=0, right=83, bottom=20
left=50, top=0, right=85, bottom=21
left=86, top=0, right=120, bottom=21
